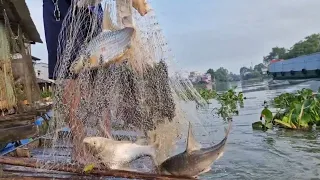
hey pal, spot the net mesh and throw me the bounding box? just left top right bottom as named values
left=0, top=21, right=16, bottom=111
left=39, top=0, right=207, bottom=172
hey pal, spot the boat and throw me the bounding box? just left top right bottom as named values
left=287, top=79, right=308, bottom=85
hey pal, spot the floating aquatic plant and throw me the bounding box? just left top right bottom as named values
left=253, top=88, right=320, bottom=131
left=252, top=107, right=273, bottom=131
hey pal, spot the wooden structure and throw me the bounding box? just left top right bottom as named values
left=0, top=0, right=42, bottom=112
left=0, top=0, right=46, bottom=150
left=0, top=156, right=195, bottom=179
left=36, top=78, right=53, bottom=93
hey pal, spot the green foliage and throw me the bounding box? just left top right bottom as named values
left=40, top=90, right=52, bottom=98
left=253, top=63, right=267, bottom=74
left=239, top=64, right=266, bottom=80
left=207, top=68, right=240, bottom=82
left=199, top=88, right=217, bottom=103
left=214, top=87, right=244, bottom=120
left=228, top=72, right=241, bottom=81
left=242, top=70, right=262, bottom=80
left=198, top=87, right=244, bottom=120
left=252, top=107, right=273, bottom=131
left=263, top=47, right=287, bottom=64
left=213, top=67, right=229, bottom=82
left=253, top=88, right=320, bottom=131
left=263, top=34, right=320, bottom=63
left=207, top=68, right=215, bottom=81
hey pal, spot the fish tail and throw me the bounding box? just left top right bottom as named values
left=102, top=2, right=118, bottom=31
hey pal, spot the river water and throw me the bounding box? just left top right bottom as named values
left=4, top=80, right=320, bottom=180
left=184, top=80, right=320, bottom=180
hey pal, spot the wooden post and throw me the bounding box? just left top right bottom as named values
left=15, top=27, right=40, bottom=105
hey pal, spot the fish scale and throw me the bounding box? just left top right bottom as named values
left=85, top=27, right=134, bottom=65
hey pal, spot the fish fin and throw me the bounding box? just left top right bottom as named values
left=70, top=56, right=86, bottom=74
left=135, top=137, right=147, bottom=145
left=149, top=131, right=160, bottom=150
left=186, top=122, right=201, bottom=153
left=132, top=0, right=150, bottom=16
left=102, top=2, right=119, bottom=31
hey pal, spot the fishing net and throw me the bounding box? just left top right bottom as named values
left=40, top=0, right=207, bottom=172
left=0, top=21, right=16, bottom=111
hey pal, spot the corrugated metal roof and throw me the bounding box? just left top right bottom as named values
left=0, top=0, right=42, bottom=43
left=36, top=78, right=54, bottom=84
left=31, top=55, right=40, bottom=61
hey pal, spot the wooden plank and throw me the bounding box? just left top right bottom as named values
left=0, top=104, right=51, bottom=128
left=0, top=157, right=195, bottom=180
left=0, top=175, right=65, bottom=180
left=0, top=114, right=35, bottom=122
left=3, top=165, right=104, bottom=179
left=0, top=119, right=34, bottom=129
left=0, top=124, right=38, bottom=143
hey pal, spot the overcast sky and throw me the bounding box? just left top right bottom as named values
left=26, top=0, right=320, bottom=74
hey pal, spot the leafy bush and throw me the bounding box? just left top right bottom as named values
left=199, top=87, right=244, bottom=120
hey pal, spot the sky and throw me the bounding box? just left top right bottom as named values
left=26, top=0, right=320, bottom=74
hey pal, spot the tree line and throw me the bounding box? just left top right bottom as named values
left=206, top=67, right=240, bottom=82
left=205, top=33, right=320, bottom=82
left=263, top=33, right=320, bottom=64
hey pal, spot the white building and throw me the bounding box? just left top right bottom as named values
left=261, top=67, right=268, bottom=75
left=188, top=71, right=212, bottom=84
left=33, top=62, right=51, bottom=82
left=33, top=62, right=54, bottom=92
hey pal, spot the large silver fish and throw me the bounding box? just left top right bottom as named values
left=158, top=121, right=232, bottom=178
left=70, top=0, right=151, bottom=74
left=83, top=136, right=159, bottom=171
left=71, top=27, right=134, bottom=74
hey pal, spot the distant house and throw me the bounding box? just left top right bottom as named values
left=188, top=71, right=202, bottom=83
left=33, top=62, right=54, bottom=92
left=188, top=71, right=212, bottom=84
left=32, top=56, right=41, bottom=65
left=261, top=67, right=268, bottom=75
left=201, top=73, right=211, bottom=83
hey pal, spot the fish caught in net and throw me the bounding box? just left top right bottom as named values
left=40, top=0, right=207, bottom=172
